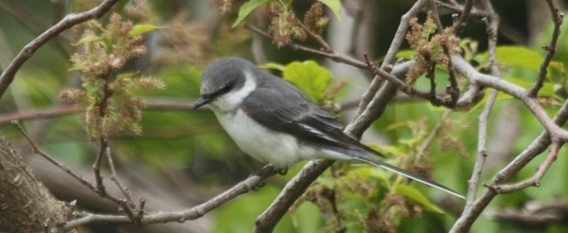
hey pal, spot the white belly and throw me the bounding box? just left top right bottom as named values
left=214, top=109, right=318, bottom=169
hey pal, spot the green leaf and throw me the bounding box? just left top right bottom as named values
left=394, top=183, right=446, bottom=214
left=232, top=0, right=273, bottom=28
left=68, top=61, right=86, bottom=71
left=350, top=166, right=373, bottom=180
left=258, top=62, right=285, bottom=71
left=480, top=46, right=543, bottom=71
left=73, top=35, right=102, bottom=46
left=317, top=0, right=341, bottom=20
left=282, top=60, right=332, bottom=101
left=316, top=175, right=336, bottom=189
left=549, top=61, right=565, bottom=74
left=289, top=202, right=322, bottom=231
left=505, top=77, right=554, bottom=96
left=469, top=89, right=515, bottom=112
left=396, top=49, right=416, bottom=60
left=129, top=24, right=163, bottom=36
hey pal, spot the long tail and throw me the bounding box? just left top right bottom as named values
left=353, top=155, right=464, bottom=199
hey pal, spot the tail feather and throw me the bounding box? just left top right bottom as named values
left=354, top=155, right=464, bottom=199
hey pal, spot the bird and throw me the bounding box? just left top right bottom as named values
left=193, top=57, right=463, bottom=199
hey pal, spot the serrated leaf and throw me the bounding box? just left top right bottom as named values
left=232, top=0, right=273, bottom=28
left=394, top=183, right=446, bottom=214
left=317, top=0, right=341, bottom=20
left=73, top=35, right=102, bottom=46
left=129, top=24, right=163, bottom=36
left=282, top=60, right=332, bottom=101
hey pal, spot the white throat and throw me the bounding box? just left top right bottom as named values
left=209, top=71, right=257, bottom=114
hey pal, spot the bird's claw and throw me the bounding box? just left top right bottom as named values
left=252, top=179, right=266, bottom=191
left=250, top=165, right=275, bottom=191
left=277, top=168, right=288, bottom=176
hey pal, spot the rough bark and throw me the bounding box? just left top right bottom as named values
left=0, top=137, right=77, bottom=233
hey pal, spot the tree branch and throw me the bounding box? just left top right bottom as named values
left=14, top=121, right=138, bottom=224
left=0, top=99, right=209, bottom=125
left=51, top=172, right=265, bottom=232
left=451, top=55, right=568, bottom=142
left=0, top=0, right=121, bottom=99
left=450, top=98, right=568, bottom=232
left=464, top=0, right=500, bottom=213
left=452, top=0, right=474, bottom=35
left=488, top=142, right=562, bottom=193
left=355, top=0, right=429, bottom=116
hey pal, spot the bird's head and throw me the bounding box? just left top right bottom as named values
left=193, top=58, right=258, bottom=112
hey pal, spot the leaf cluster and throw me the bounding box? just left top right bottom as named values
left=406, top=12, right=461, bottom=86
left=228, top=0, right=332, bottom=48
left=62, top=13, right=165, bottom=141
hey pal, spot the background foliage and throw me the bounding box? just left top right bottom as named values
left=1, top=0, right=568, bottom=232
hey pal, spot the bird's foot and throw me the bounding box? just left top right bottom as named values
left=250, top=165, right=275, bottom=191
left=277, top=167, right=288, bottom=176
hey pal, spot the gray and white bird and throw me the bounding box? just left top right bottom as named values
left=193, top=57, right=463, bottom=199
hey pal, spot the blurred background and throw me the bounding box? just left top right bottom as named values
left=1, top=0, right=568, bottom=232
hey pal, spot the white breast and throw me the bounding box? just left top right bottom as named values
left=214, top=108, right=313, bottom=168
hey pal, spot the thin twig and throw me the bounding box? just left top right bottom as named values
left=92, top=138, right=137, bottom=220
left=105, top=146, right=135, bottom=207
left=414, top=109, right=452, bottom=164
left=428, top=0, right=460, bottom=106
left=454, top=83, right=483, bottom=109
left=427, top=63, right=437, bottom=98
left=355, top=0, right=429, bottom=116
left=528, top=0, right=563, bottom=97
left=0, top=99, right=211, bottom=125
left=0, top=0, right=121, bottom=99
left=296, top=20, right=332, bottom=52
left=344, top=60, right=415, bottom=138
left=12, top=121, right=97, bottom=191
left=436, top=1, right=486, bottom=19
left=466, top=87, right=496, bottom=209
left=244, top=23, right=366, bottom=69
left=452, top=0, right=474, bottom=35
left=93, top=138, right=107, bottom=194
left=364, top=55, right=454, bottom=107
left=488, top=142, right=562, bottom=194
left=464, top=0, right=500, bottom=213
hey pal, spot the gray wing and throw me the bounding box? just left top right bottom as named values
left=241, top=76, right=378, bottom=156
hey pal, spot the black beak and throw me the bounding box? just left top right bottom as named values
left=193, top=96, right=212, bottom=110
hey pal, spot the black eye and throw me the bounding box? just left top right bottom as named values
left=220, top=83, right=233, bottom=93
